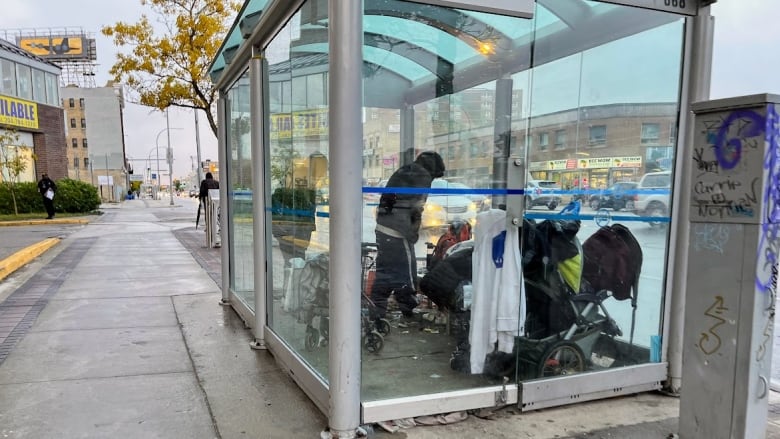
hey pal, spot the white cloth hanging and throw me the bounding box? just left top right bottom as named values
left=469, top=209, right=525, bottom=374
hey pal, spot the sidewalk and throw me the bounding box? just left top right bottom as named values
left=0, top=198, right=777, bottom=438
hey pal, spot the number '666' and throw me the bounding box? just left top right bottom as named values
left=664, top=0, right=686, bottom=7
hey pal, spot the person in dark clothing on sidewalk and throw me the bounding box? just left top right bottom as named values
left=37, top=173, right=56, bottom=219
left=198, top=172, right=219, bottom=204
left=372, top=151, right=445, bottom=324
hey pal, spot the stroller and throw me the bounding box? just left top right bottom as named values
left=512, top=218, right=628, bottom=379
left=299, top=244, right=390, bottom=353
left=422, top=218, right=641, bottom=380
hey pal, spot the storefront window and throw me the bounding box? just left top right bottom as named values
left=265, top=3, right=330, bottom=380
left=227, top=71, right=254, bottom=308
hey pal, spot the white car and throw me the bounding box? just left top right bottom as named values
left=525, top=180, right=562, bottom=210
left=632, top=171, right=671, bottom=227
left=371, top=178, right=478, bottom=229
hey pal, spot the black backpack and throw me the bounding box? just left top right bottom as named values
left=582, top=224, right=642, bottom=303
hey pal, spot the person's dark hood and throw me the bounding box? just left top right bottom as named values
left=415, top=151, right=445, bottom=178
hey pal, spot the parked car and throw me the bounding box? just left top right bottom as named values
left=525, top=180, right=561, bottom=210
left=632, top=171, right=672, bottom=227
left=188, top=189, right=198, bottom=198
left=589, top=182, right=638, bottom=211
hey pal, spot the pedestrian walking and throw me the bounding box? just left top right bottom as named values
left=37, top=173, right=56, bottom=219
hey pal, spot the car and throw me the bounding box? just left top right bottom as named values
left=442, top=180, right=490, bottom=211
left=632, top=171, right=672, bottom=227
left=589, top=182, right=638, bottom=211
left=188, top=189, right=198, bottom=198
left=525, top=180, right=561, bottom=210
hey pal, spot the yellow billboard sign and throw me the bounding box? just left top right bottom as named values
left=0, top=95, right=39, bottom=129
left=18, top=36, right=86, bottom=59
left=270, top=108, right=329, bottom=140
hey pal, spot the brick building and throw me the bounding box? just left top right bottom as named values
left=0, top=38, right=65, bottom=182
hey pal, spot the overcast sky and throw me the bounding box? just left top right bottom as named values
left=0, top=0, right=778, bottom=180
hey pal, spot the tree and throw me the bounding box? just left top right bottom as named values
left=0, top=129, right=35, bottom=216
left=102, top=0, right=240, bottom=137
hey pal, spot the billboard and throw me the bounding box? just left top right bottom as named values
left=17, top=35, right=96, bottom=61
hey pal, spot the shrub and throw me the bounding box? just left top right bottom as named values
left=0, top=179, right=100, bottom=215
left=53, top=179, right=101, bottom=213
left=0, top=182, right=41, bottom=214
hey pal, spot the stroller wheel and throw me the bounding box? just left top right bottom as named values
left=375, top=319, right=391, bottom=336
left=364, top=331, right=384, bottom=353
left=305, top=327, right=319, bottom=352
left=538, top=341, right=586, bottom=378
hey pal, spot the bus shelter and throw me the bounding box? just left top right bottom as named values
left=209, top=0, right=715, bottom=435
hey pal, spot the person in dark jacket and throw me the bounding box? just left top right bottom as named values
left=372, top=151, right=445, bottom=323
left=37, top=173, right=56, bottom=219
left=199, top=172, right=219, bottom=204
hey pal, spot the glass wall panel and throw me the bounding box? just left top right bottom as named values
left=360, top=1, right=532, bottom=401
left=227, top=71, right=255, bottom=308
left=357, top=0, right=685, bottom=401
left=265, top=2, right=331, bottom=380
left=519, top=6, right=684, bottom=380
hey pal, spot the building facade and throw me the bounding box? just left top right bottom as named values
left=60, top=84, right=127, bottom=201
left=0, top=38, right=65, bottom=182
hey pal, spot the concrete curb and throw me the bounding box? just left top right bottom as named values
left=0, top=238, right=61, bottom=281
left=0, top=219, right=90, bottom=227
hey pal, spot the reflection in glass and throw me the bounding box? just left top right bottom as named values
left=228, top=71, right=254, bottom=308
left=265, top=4, right=330, bottom=381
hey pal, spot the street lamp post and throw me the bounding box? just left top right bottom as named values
left=154, top=111, right=180, bottom=204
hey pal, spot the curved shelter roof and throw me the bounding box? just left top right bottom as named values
left=210, top=0, right=679, bottom=107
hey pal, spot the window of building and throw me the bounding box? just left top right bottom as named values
left=69, top=98, right=75, bottom=108
left=80, top=118, right=86, bottom=128
left=554, top=129, right=567, bottom=150
left=84, top=158, right=89, bottom=169
left=15, top=64, right=32, bottom=99
left=641, top=123, right=660, bottom=144
left=32, top=68, right=45, bottom=103
left=74, top=157, right=79, bottom=168
left=72, top=138, right=78, bottom=148
left=79, top=98, right=84, bottom=108
left=589, top=125, right=607, bottom=146
left=70, top=118, right=76, bottom=128
left=0, top=59, right=16, bottom=96
left=82, top=138, right=88, bottom=148
left=538, top=132, right=549, bottom=151
left=669, top=122, right=677, bottom=145
left=45, top=73, right=59, bottom=106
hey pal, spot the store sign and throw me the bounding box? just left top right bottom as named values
left=409, top=0, right=534, bottom=18
left=545, top=159, right=577, bottom=171
left=0, top=95, right=38, bottom=130
left=532, top=156, right=643, bottom=171
left=598, top=0, right=700, bottom=16
left=578, top=156, right=643, bottom=169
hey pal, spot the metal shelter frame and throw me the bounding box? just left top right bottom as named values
left=210, top=1, right=715, bottom=436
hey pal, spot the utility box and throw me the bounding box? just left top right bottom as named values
left=680, top=94, right=780, bottom=439
left=207, top=189, right=221, bottom=248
